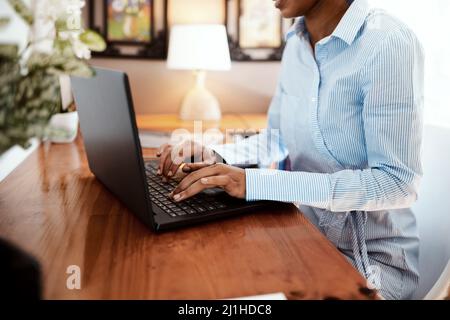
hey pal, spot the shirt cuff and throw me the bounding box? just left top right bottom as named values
left=245, top=168, right=332, bottom=209
left=209, top=143, right=258, bottom=166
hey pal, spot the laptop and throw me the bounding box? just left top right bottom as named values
left=71, top=67, right=270, bottom=231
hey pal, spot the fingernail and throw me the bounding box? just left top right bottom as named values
left=173, top=194, right=181, bottom=201
left=201, top=178, right=208, bottom=184
left=183, top=166, right=191, bottom=172
left=157, top=169, right=161, bottom=175
left=168, top=171, right=173, bottom=177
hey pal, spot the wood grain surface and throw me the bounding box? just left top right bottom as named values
left=0, top=116, right=373, bottom=300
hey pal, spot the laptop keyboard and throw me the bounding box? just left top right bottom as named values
left=145, top=161, right=228, bottom=218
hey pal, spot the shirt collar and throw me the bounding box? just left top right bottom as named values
left=332, top=0, right=370, bottom=45
left=287, top=0, right=370, bottom=46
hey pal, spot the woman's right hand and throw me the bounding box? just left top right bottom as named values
left=156, top=140, right=218, bottom=180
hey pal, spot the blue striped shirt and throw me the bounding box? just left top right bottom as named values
left=212, top=0, right=424, bottom=299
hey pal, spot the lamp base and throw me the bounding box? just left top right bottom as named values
left=179, top=71, right=222, bottom=121
left=179, top=86, right=222, bottom=121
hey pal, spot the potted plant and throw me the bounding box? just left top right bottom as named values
left=0, top=0, right=106, bottom=154
left=47, top=74, right=80, bottom=143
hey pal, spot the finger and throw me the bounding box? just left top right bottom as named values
left=172, top=180, right=210, bottom=202
left=172, top=166, right=189, bottom=181
left=163, top=156, right=174, bottom=178
left=163, top=147, right=182, bottom=177
left=173, top=164, right=224, bottom=194
left=163, top=141, right=192, bottom=178
left=200, top=175, right=230, bottom=187
left=169, top=172, right=225, bottom=197
left=156, top=143, right=168, bottom=157
left=183, top=162, right=216, bottom=173
left=158, top=147, right=171, bottom=175
left=167, top=159, right=184, bottom=178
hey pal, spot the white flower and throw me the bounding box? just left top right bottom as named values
left=72, top=37, right=91, bottom=59
left=35, top=0, right=85, bottom=31
left=32, top=0, right=92, bottom=60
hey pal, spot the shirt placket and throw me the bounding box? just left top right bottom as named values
left=309, top=40, right=340, bottom=171
left=312, top=41, right=349, bottom=246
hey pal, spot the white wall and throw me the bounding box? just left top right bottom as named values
left=370, top=0, right=450, bottom=128
left=91, top=58, right=280, bottom=115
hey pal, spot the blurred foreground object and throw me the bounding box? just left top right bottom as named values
left=0, top=238, right=41, bottom=300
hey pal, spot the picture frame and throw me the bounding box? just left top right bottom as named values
left=88, top=0, right=168, bottom=60
left=104, top=0, right=154, bottom=45
left=226, top=0, right=293, bottom=61
left=238, top=0, right=282, bottom=49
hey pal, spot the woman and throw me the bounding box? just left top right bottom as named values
left=158, top=0, right=424, bottom=300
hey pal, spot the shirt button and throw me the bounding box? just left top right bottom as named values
left=338, top=213, right=345, bottom=219
left=311, top=97, right=317, bottom=103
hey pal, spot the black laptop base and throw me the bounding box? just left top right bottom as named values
left=145, top=160, right=270, bottom=231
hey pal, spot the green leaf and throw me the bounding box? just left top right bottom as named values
left=26, top=51, right=94, bottom=78
left=79, top=30, right=106, bottom=52
left=7, top=0, right=33, bottom=25
left=53, top=38, right=73, bottom=56
left=55, top=18, right=71, bottom=33
left=0, top=64, right=62, bottom=154
left=50, top=58, right=94, bottom=78
left=0, top=44, right=18, bottom=60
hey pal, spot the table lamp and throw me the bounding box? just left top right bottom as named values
left=167, top=24, right=231, bottom=121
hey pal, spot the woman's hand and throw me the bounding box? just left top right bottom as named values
left=156, top=140, right=217, bottom=180
left=170, top=163, right=246, bottom=201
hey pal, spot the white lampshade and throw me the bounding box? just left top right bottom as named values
left=167, top=24, right=231, bottom=71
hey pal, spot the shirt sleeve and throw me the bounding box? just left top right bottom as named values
left=246, top=30, right=425, bottom=212
left=209, top=83, right=289, bottom=167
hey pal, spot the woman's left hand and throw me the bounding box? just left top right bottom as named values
left=170, top=163, right=246, bottom=201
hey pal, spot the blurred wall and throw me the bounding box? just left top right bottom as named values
left=90, top=0, right=281, bottom=114
left=91, top=59, right=280, bottom=114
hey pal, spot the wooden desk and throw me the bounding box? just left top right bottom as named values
left=0, top=115, right=373, bottom=300
left=137, top=113, right=268, bottom=133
